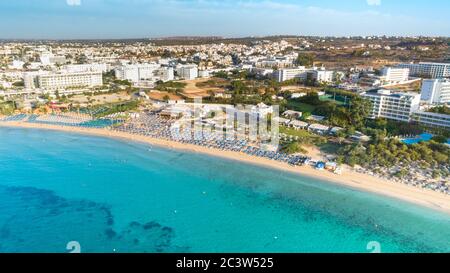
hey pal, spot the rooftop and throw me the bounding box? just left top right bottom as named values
left=363, top=89, right=420, bottom=98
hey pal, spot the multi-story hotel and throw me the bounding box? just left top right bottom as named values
left=273, top=67, right=307, bottom=82
left=24, top=71, right=103, bottom=91
left=380, top=67, right=410, bottom=84
left=411, top=111, right=450, bottom=130
left=362, top=89, right=421, bottom=122
left=62, top=63, right=109, bottom=73
left=311, top=70, right=334, bottom=83
left=39, top=53, right=67, bottom=66
left=273, top=67, right=336, bottom=83
left=23, top=71, right=42, bottom=90
left=256, top=56, right=296, bottom=69
left=155, top=67, right=175, bottom=82
left=176, top=64, right=198, bottom=80
left=114, top=63, right=162, bottom=83
left=420, top=79, right=450, bottom=104
left=396, top=62, right=450, bottom=78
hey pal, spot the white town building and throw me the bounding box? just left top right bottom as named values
left=310, top=70, right=334, bottom=83
left=24, top=71, right=103, bottom=91
left=420, top=79, right=450, bottom=104
left=198, top=70, right=210, bottom=78
left=411, top=111, right=450, bottom=129
left=362, top=89, right=421, bottom=122
left=381, top=67, right=410, bottom=84
left=155, top=67, right=175, bottom=82
left=8, top=60, right=25, bottom=70
left=114, top=63, right=165, bottom=83
left=397, top=62, right=450, bottom=78
left=40, top=53, right=67, bottom=66
left=176, top=64, right=198, bottom=80
left=63, top=63, right=109, bottom=73
left=273, top=67, right=307, bottom=82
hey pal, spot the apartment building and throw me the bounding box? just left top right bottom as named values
left=362, top=89, right=421, bottom=122
left=421, top=79, right=450, bottom=104
left=397, top=62, right=450, bottom=78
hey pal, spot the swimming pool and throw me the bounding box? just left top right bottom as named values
left=401, top=133, right=434, bottom=145
left=401, top=133, right=450, bottom=145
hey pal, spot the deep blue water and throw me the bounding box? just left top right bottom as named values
left=0, top=127, right=449, bottom=253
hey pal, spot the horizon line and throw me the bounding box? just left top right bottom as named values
left=1, top=34, right=449, bottom=42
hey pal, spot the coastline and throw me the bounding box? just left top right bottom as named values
left=2, top=121, right=450, bottom=215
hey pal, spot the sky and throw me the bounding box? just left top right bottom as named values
left=0, top=0, right=449, bottom=39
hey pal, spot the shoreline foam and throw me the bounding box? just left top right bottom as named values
left=2, top=121, right=450, bottom=215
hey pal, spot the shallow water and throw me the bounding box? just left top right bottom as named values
left=0, top=127, right=449, bottom=253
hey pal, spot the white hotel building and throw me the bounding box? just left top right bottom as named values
left=273, top=67, right=307, bottom=82
left=420, top=79, right=450, bottom=105
left=273, top=67, right=336, bottom=83
left=411, top=111, right=450, bottom=130
left=311, top=70, right=334, bottom=83
left=114, top=63, right=162, bottom=83
left=380, top=67, right=410, bottom=84
left=362, top=89, right=421, bottom=122
left=176, top=64, right=198, bottom=80
left=397, top=62, right=450, bottom=78
left=62, top=63, right=109, bottom=73
left=24, top=71, right=103, bottom=91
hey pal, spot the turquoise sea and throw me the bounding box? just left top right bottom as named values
left=0, top=127, right=449, bottom=253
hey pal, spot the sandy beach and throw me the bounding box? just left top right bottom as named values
left=2, top=121, right=450, bottom=215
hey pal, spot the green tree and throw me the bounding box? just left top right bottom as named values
left=348, top=96, right=372, bottom=128
left=374, top=118, right=388, bottom=129
left=296, top=53, right=314, bottom=66
left=12, top=80, right=25, bottom=87
left=281, top=142, right=307, bottom=155
left=432, top=135, right=448, bottom=144
left=395, top=169, right=408, bottom=178
left=335, top=130, right=347, bottom=144
left=428, top=105, right=450, bottom=115
left=213, top=71, right=229, bottom=79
